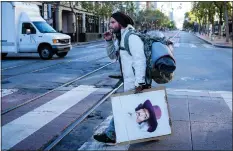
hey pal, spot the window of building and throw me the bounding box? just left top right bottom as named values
left=86, top=15, right=99, bottom=33
left=77, top=13, right=83, bottom=33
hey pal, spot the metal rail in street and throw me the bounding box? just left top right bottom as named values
left=2, top=54, right=110, bottom=81
left=1, top=61, right=116, bottom=115
left=1, top=61, right=41, bottom=71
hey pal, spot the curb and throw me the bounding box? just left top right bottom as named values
left=72, top=39, right=105, bottom=47
left=213, top=44, right=232, bottom=48
left=194, top=34, right=232, bottom=48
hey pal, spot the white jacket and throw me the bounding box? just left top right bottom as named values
left=106, top=25, right=146, bottom=92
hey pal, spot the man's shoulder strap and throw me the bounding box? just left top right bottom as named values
left=120, top=29, right=141, bottom=56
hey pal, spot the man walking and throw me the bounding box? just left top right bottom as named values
left=93, top=12, right=147, bottom=144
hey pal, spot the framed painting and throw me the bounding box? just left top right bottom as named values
left=111, top=86, right=172, bottom=145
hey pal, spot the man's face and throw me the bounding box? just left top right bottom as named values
left=109, top=17, right=121, bottom=33
left=136, top=108, right=150, bottom=123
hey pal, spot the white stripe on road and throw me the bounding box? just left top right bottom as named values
left=2, top=85, right=99, bottom=150
left=174, top=43, right=180, bottom=47
left=1, top=89, right=18, bottom=97
left=190, top=44, right=197, bottom=48
left=202, top=44, right=212, bottom=48
left=86, top=44, right=105, bottom=48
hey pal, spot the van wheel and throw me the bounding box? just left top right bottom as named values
left=1, top=53, right=8, bottom=59
left=56, top=52, right=68, bottom=58
left=39, top=45, right=53, bottom=60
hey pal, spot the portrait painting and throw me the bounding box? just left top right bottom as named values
left=111, top=86, right=171, bottom=144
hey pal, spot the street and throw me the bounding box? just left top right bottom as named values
left=1, top=30, right=232, bottom=150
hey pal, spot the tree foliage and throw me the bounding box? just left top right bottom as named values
left=134, top=8, right=173, bottom=30
left=184, top=1, right=232, bottom=41
left=182, top=11, right=196, bottom=30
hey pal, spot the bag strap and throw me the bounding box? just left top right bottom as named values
left=119, top=29, right=137, bottom=56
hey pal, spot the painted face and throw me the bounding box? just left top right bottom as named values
left=109, top=17, right=121, bottom=33
left=136, top=108, right=150, bottom=123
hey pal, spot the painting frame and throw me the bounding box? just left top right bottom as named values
left=111, top=86, right=172, bottom=145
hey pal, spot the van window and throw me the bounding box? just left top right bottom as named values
left=22, top=23, right=36, bottom=34
left=33, top=21, right=57, bottom=33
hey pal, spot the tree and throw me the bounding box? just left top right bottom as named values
left=123, top=1, right=136, bottom=19
left=80, top=2, right=122, bottom=33
left=134, top=8, right=170, bottom=30
left=68, top=2, right=79, bottom=42
left=214, top=2, right=224, bottom=39
left=224, top=1, right=229, bottom=42
left=182, top=11, right=196, bottom=30
left=232, top=2, right=233, bottom=36
left=191, top=2, right=205, bottom=32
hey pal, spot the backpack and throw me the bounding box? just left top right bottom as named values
left=120, top=29, right=176, bottom=85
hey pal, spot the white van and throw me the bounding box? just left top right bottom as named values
left=1, top=2, right=72, bottom=60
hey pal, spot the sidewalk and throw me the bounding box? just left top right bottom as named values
left=79, top=88, right=232, bottom=150
left=195, top=33, right=232, bottom=48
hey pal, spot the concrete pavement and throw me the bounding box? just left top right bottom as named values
left=194, top=33, right=232, bottom=48
left=79, top=88, right=232, bottom=150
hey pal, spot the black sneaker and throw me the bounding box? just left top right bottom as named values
left=93, top=133, right=116, bottom=145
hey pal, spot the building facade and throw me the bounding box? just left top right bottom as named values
left=33, top=2, right=108, bottom=42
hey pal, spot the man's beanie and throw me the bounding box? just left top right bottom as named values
left=111, top=12, right=134, bottom=27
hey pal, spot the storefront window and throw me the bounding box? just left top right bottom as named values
left=77, top=13, right=83, bottom=33
left=86, top=15, right=99, bottom=33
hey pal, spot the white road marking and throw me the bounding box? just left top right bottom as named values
left=2, top=85, right=99, bottom=150
left=1, top=89, right=18, bottom=97
left=174, top=43, right=180, bottom=47
left=190, top=44, right=197, bottom=48
left=86, top=44, right=105, bottom=48
left=202, top=44, right=212, bottom=48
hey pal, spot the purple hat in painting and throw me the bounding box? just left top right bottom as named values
left=143, top=100, right=162, bottom=132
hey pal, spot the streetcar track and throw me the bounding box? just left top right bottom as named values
left=1, top=61, right=116, bottom=115
left=1, top=61, right=41, bottom=71
left=1, top=31, right=178, bottom=114
left=2, top=54, right=110, bottom=81
left=1, top=42, right=105, bottom=71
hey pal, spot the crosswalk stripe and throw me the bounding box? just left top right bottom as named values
left=202, top=44, right=212, bottom=48
left=2, top=85, right=99, bottom=150
left=174, top=43, right=180, bottom=47
left=1, top=89, right=18, bottom=97
left=172, top=43, right=216, bottom=49
left=87, top=44, right=105, bottom=48
left=190, top=44, right=197, bottom=48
